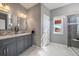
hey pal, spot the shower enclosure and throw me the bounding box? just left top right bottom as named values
left=68, top=15, right=79, bottom=55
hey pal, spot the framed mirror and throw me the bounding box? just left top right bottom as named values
left=0, top=12, right=8, bottom=30
left=17, top=16, right=27, bottom=31
left=0, top=12, right=13, bottom=31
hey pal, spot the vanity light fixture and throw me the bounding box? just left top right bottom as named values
left=17, top=12, right=26, bottom=18
left=0, top=3, right=10, bottom=12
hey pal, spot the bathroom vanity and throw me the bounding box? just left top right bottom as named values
left=0, top=33, right=32, bottom=56
left=0, top=5, right=32, bottom=56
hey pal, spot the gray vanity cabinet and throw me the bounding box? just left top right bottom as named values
left=6, top=42, right=16, bottom=56
left=0, top=34, right=32, bottom=56
left=0, top=47, right=4, bottom=56
left=27, top=35, right=32, bottom=48
left=24, top=35, right=28, bottom=49
left=16, top=36, right=25, bottom=54
left=3, top=38, right=16, bottom=56
left=24, top=35, right=32, bottom=49
left=0, top=38, right=17, bottom=56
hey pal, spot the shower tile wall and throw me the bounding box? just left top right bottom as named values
left=68, top=15, right=79, bottom=55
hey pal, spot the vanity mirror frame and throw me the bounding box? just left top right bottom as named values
left=17, top=16, right=27, bottom=31
left=0, top=10, right=10, bottom=30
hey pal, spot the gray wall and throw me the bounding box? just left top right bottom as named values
left=50, top=3, right=79, bottom=45
left=27, top=4, right=41, bottom=47
left=8, top=3, right=27, bottom=15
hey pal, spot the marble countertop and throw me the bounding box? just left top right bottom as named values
left=0, top=32, right=31, bottom=40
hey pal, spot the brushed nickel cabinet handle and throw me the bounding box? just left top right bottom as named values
left=7, top=48, right=8, bottom=53
left=3, top=49, right=5, bottom=55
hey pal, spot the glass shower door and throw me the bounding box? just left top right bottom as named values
left=68, top=15, right=79, bottom=55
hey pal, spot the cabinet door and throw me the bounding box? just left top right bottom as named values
left=16, top=36, right=24, bottom=54
left=0, top=38, right=16, bottom=56
left=6, top=42, right=16, bottom=56
left=0, top=47, right=4, bottom=56
left=24, top=36, right=28, bottom=49
left=0, top=47, right=7, bottom=56
left=27, top=35, right=32, bottom=48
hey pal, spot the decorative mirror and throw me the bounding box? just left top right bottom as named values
left=0, top=3, right=12, bottom=30
left=17, top=16, right=27, bottom=30
left=0, top=11, right=14, bottom=30
left=16, top=12, right=27, bottom=31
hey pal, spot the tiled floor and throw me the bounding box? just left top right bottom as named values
left=71, top=47, right=79, bottom=55
left=19, top=43, right=77, bottom=56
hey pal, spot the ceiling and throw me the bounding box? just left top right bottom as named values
left=20, top=3, right=71, bottom=10
left=43, top=3, right=71, bottom=10
left=20, top=3, right=38, bottom=9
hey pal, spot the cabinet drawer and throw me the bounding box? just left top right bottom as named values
left=6, top=42, right=16, bottom=56
left=2, top=38, right=16, bottom=45
left=0, top=38, right=16, bottom=46
left=16, top=36, right=24, bottom=54
left=0, top=47, right=4, bottom=56
left=24, top=35, right=32, bottom=48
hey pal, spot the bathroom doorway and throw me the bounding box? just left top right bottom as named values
left=41, top=14, right=50, bottom=48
